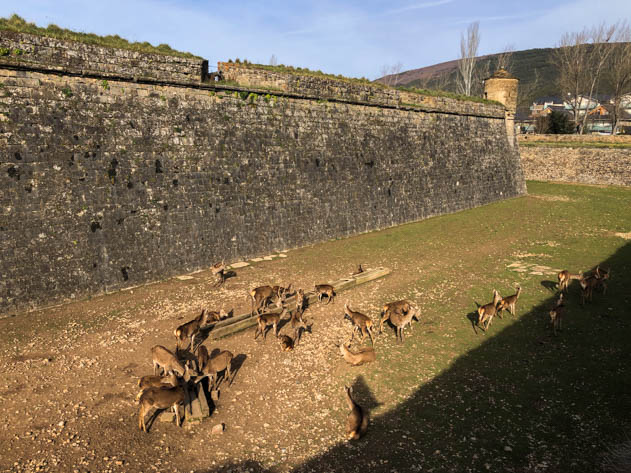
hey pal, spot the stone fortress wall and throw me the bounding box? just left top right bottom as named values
left=0, top=31, right=526, bottom=314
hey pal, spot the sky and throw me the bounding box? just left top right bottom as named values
left=1, top=0, right=631, bottom=79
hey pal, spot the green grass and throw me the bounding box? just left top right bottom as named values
left=520, top=140, right=631, bottom=149
left=0, top=14, right=200, bottom=59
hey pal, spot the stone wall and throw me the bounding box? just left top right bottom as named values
left=0, top=30, right=207, bottom=84
left=0, top=32, right=525, bottom=314
left=519, top=144, right=631, bottom=186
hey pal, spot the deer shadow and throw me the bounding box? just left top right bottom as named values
left=541, top=280, right=558, bottom=292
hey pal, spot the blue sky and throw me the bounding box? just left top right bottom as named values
left=2, top=0, right=631, bottom=79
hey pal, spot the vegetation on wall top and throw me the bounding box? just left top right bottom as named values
left=0, top=14, right=201, bottom=59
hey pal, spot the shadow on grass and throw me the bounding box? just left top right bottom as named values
left=199, top=243, right=631, bottom=473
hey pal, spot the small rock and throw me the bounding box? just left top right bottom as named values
left=504, top=446, right=513, bottom=452
left=57, top=421, right=65, bottom=428
left=211, top=423, right=225, bottom=435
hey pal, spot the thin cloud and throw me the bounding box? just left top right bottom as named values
left=387, top=0, right=454, bottom=15
left=451, top=11, right=541, bottom=25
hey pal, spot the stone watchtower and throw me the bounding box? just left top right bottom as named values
left=484, top=69, right=518, bottom=147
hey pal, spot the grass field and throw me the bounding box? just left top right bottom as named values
left=1, top=181, right=630, bottom=472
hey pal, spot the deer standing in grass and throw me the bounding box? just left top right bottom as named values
left=477, top=289, right=501, bottom=331
left=345, top=386, right=369, bottom=440
left=379, top=300, right=413, bottom=334
left=558, top=270, right=582, bottom=293
left=174, top=309, right=209, bottom=352
left=343, top=303, right=375, bottom=346
left=549, top=293, right=564, bottom=336
left=389, top=307, right=419, bottom=343
left=497, top=285, right=522, bottom=317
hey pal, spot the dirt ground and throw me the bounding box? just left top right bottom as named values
left=0, top=244, right=420, bottom=473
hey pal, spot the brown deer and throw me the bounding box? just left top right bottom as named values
left=202, top=350, right=234, bottom=390
left=136, top=373, right=178, bottom=401
left=151, top=345, right=191, bottom=381
left=295, top=289, right=306, bottom=313
left=254, top=308, right=287, bottom=341
left=345, top=386, right=369, bottom=440
left=197, top=345, right=210, bottom=372
left=339, top=342, right=376, bottom=366
left=477, top=289, right=501, bottom=331
left=290, top=307, right=306, bottom=329
left=579, top=276, right=600, bottom=305
left=549, top=293, right=564, bottom=336
left=138, top=384, right=186, bottom=433
left=343, top=303, right=375, bottom=346
left=250, top=285, right=291, bottom=314
left=379, top=300, right=413, bottom=334
left=497, top=285, right=522, bottom=317
left=389, top=307, right=419, bottom=343
left=211, top=261, right=226, bottom=287
left=558, top=270, right=583, bottom=293
left=594, top=266, right=611, bottom=295
left=174, top=309, right=209, bottom=352
left=207, top=309, right=229, bottom=323
left=315, top=284, right=335, bottom=304
left=279, top=324, right=306, bottom=352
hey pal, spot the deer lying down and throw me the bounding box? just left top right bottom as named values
left=339, top=342, right=376, bottom=366
left=138, top=384, right=186, bottom=433
left=345, top=386, right=369, bottom=440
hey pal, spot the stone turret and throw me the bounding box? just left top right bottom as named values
left=484, top=69, right=518, bottom=147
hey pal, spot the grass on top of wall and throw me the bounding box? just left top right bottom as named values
left=0, top=14, right=201, bottom=59
left=224, top=59, right=503, bottom=107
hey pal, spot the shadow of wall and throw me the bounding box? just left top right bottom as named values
left=200, top=243, right=631, bottom=473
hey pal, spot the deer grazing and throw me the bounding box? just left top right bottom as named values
left=136, top=373, right=178, bottom=401
left=201, top=350, right=234, bottom=390
left=477, top=289, right=502, bottom=331
left=497, top=285, right=522, bottom=317
left=379, top=300, right=413, bottom=334
left=345, top=386, right=369, bottom=440
left=279, top=324, right=306, bottom=352
left=549, top=293, right=564, bottom=336
left=174, top=309, right=209, bottom=352
left=250, top=284, right=291, bottom=314
left=151, top=345, right=191, bottom=381
left=138, top=384, right=186, bottom=433
left=343, top=303, right=375, bottom=346
left=339, top=342, right=376, bottom=366
left=558, top=270, right=583, bottom=293
left=207, top=309, right=229, bottom=323
left=389, top=307, right=419, bottom=343
left=254, top=308, right=287, bottom=341
left=315, top=284, right=335, bottom=304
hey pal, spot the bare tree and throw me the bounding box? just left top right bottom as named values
left=604, top=23, right=631, bottom=134
left=553, top=23, right=619, bottom=134
left=496, top=44, right=514, bottom=72
left=457, top=21, right=480, bottom=96
left=379, top=62, right=404, bottom=87
left=269, top=54, right=278, bottom=66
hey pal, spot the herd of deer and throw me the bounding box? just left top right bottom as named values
left=475, top=265, right=611, bottom=336
left=135, top=261, right=611, bottom=439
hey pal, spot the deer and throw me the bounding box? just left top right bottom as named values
left=345, top=386, right=369, bottom=440
left=389, top=307, right=419, bottom=343
left=136, top=373, right=178, bottom=401
left=290, top=307, right=306, bottom=329
left=351, top=264, right=364, bottom=276
left=579, top=275, right=600, bottom=305
left=497, top=285, right=522, bottom=317
left=279, top=324, right=306, bottom=352
left=558, top=270, right=583, bottom=293
left=339, top=342, right=376, bottom=366
left=211, top=261, right=226, bottom=287
left=254, top=308, right=287, bottom=341
left=174, top=309, right=209, bottom=352
left=206, top=308, right=230, bottom=323
left=549, top=293, right=564, bottom=336
left=343, top=303, right=375, bottom=346
left=295, top=289, right=306, bottom=313
left=477, top=289, right=502, bottom=331
left=315, top=284, right=335, bottom=304
left=379, top=300, right=413, bottom=334
left=250, top=285, right=291, bottom=314
left=197, top=345, right=210, bottom=372
left=201, top=350, right=234, bottom=391
left=138, top=384, right=186, bottom=433
left=594, top=266, right=611, bottom=295
left=151, top=345, right=191, bottom=381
